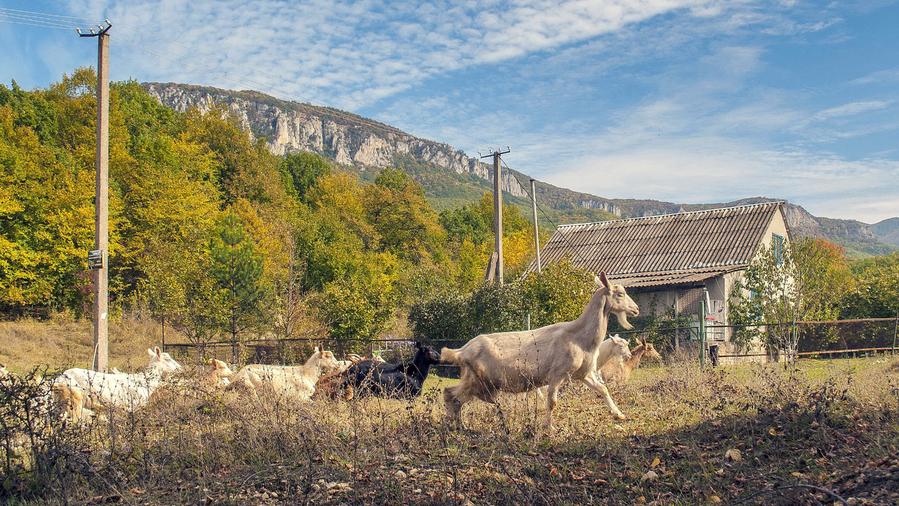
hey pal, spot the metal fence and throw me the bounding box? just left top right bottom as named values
left=616, top=316, right=899, bottom=363
left=163, top=317, right=898, bottom=369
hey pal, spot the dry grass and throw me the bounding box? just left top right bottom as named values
left=2, top=356, right=898, bottom=504
left=0, top=317, right=170, bottom=374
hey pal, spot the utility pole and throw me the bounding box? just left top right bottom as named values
left=481, top=148, right=510, bottom=285
left=530, top=179, right=542, bottom=273
left=79, top=20, right=112, bottom=372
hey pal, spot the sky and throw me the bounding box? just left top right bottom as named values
left=1, top=1, right=899, bottom=223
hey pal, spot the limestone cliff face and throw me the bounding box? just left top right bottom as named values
left=142, top=82, right=530, bottom=198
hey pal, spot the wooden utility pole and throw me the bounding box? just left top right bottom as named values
left=481, top=148, right=510, bottom=285
left=79, top=20, right=112, bottom=372
left=530, top=178, right=542, bottom=273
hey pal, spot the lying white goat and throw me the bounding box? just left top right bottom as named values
left=227, top=347, right=339, bottom=401
left=53, top=347, right=182, bottom=417
left=205, top=359, right=234, bottom=387
left=441, top=272, right=639, bottom=429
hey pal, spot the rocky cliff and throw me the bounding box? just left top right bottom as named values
left=145, top=83, right=543, bottom=201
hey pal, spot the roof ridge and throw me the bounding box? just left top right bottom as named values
left=557, top=201, right=784, bottom=229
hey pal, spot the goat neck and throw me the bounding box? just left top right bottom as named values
left=626, top=345, right=646, bottom=369
left=571, top=288, right=611, bottom=350
left=404, top=349, right=434, bottom=383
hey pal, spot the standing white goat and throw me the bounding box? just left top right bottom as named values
left=441, top=272, right=639, bottom=429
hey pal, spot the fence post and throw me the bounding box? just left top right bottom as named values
left=792, top=320, right=798, bottom=362
left=892, top=310, right=898, bottom=356
left=699, top=298, right=707, bottom=368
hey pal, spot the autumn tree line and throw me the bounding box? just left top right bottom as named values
left=1, top=69, right=897, bottom=353
left=0, top=69, right=557, bottom=348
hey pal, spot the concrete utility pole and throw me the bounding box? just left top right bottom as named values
left=481, top=148, right=510, bottom=285
left=530, top=178, right=542, bottom=273
left=79, top=20, right=112, bottom=372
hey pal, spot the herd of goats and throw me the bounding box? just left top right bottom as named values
left=2, top=273, right=663, bottom=429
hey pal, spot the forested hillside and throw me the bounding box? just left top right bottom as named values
left=0, top=69, right=541, bottom=344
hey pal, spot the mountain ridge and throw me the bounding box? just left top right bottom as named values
left=142, top=82, right=897, bottom=257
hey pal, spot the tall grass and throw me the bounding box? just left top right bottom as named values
left=1, top=357, right=897, bottom=504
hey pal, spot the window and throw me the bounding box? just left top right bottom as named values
left=772, top=233, right=784, bottom=265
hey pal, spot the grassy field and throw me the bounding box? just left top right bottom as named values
left=0, top=317, right=168, bottom=374
left=2, top=355, right=897, bottom=504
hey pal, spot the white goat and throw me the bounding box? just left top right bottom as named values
left=205, top=358, right=235, bottom=388
left=52, top=347, right=182, bottom=418
left=227, top=347, right=339, bottom=401
left=441, top=272, right=639, bottom=429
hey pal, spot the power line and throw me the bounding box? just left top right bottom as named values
left=4, top=6, right=312, bottom=105
left=0, top=7, right=96, bottom=30
left=0, top=13, right=76, bottom=30
left=0, top=7, right=94, bottom=23
left=499, top=156, right=594, bottom=268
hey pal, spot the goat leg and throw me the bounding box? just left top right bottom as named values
left=581, top=372, right=626, bottom=420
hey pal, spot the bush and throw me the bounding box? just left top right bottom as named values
left=409, top=259, right=596, bottom=345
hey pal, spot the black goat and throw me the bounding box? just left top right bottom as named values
left=343, top=342, right=440, bottom=399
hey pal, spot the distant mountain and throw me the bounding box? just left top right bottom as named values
left=872, top=218, right=899, bottom=248
left=143, top=82, right=897, bottom=257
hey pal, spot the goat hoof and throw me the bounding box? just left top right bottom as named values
left=614, top=413, right=626, bottom=421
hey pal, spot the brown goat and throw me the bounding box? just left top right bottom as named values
left=600, top=336, right=662, bottom=384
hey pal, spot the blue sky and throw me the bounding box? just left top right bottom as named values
left=2, top=1, right=898, bottom=223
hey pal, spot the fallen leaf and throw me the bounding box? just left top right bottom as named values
left=725, top=449, right=742, bottom=462
left=709, top=495, right=722, bottom=503
left=650, top=456, right=661, bottom=468
left=641, top=471, right=658, bottom=482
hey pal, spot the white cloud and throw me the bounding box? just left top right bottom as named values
left=812, top=100, right=891, bottom=121
left=63, top=0, right=715, bottom=109
left=543, top=135, right=899, bottom=223
left=850, top=67, right=899, bottom=85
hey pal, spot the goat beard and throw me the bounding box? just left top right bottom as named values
left=616, top=311, right=634, bottom=330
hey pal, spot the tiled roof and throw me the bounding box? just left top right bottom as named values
left=537, top=202, right=783, bottom=283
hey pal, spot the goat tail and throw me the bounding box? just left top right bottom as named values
left=440, top=347, right=462, bottom=365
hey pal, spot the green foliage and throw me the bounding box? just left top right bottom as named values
left=281, top=152, right=331, bottom=203
left=317, top=269, right=397, bottom=348
left=209, top=212, right=268, bottom=341
left=365, top=168, right=446, bottom=262
left=0, top=70, right=546, bottom=345
left=728, top=238, right=853, bottom=352
left=409, top=260, right=594, bottom=343
left=843, top=252, right=899, bottom=318
left=518, top=259, right=595, bottom=327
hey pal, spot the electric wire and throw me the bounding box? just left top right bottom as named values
left=0, top=14, right=74, bottom=30
left=499, top=155, right=595, bottom=269
left=0, top=7, right=94, bottom=23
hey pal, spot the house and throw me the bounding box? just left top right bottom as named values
left=536, top=202, right=790, bottom=360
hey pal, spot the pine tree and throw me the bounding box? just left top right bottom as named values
left=209, top=211, right=267, bottom=345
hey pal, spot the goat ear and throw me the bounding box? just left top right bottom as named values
left=599, top=272, right=610, bottom=289
left=147, top=348, right=157, bottom=358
